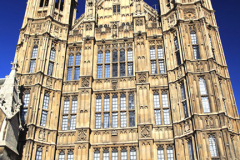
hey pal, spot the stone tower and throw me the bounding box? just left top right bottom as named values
left=12, top=0, right=240, bottom=159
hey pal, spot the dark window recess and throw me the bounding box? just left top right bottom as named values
left=183, top=101, right=189, bottom=118
left=176, top=51, right=181, bottom=65
left=120, top=63, right=125, bottom=76
left=120, top=50, right=125, bottom=61
left=129, top=112, right=135, bottom=127
left=113, top=5, right=116, bottom=13
left=117, top=5, right=120, bottom=12
left=112, top=64, right=118, bottom=77
left=113, top=50, right=118, bottom=62
left=113, top=5, right=120, bottom=13
left=55, top=0, right=64, bottom=11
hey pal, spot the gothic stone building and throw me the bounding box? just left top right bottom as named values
left=12, top=0, right=240, bottom=159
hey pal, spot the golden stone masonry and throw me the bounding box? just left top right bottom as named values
left=0, top=0, right=239, bottom=159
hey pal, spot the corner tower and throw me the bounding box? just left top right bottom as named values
left=159, top=0, right=239, bottom=159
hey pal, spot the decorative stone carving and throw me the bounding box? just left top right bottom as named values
left=206, top=117, right=213, bottom=128
left=138, top=73, right=147, bottom=83
left=81, top=77, right=90, bottom=87
left=141, top=126, right=150, bottom=138
left=46, top=77, right=52, bottom=88
left=184, top=9, right=196, bottom=20
left=25, top=75, right=33, bottom=85
left=111, top=79, right=118, bottom=90
left=39, top=129, right=45, bottom=141
left=111, top=130, right=118, bottom=136
left=136, top=19, right=143, bottom=26
left=78, top=129, right=87, bottom=141
left=184, top=121, right=190, bottom=133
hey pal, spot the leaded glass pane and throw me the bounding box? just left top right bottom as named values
left=40, top=111, right=47, bottom=127
left=96, top=96, right=102, bottom=112
left=209, top=135, right=218, bottom=157
left=103, top=150, right=109, bottom=160
left=98, top=52, right=103, bottom=63
left=113, top=50, right=118, bottom=62
left=63, top=100, right=69, bottom=114
left=162, top=93, right=169, bottom=108
left=120, top=94, right=126, bottom=110
left=193, top=46, right=200, bottom=60
left=59, top=152, right=65, bottom=160
left=112, top=112, right=118, bottom=128
left=21, top=109, right=28, bottom=123
left=199, top=78, right=207, bottom=95
left=48, top=62, right=54, bottom=76
left=183, top=101, right=189, bottom=118
left=104, top=95, right=110, bottom=111
left=94, top=150, right=100, bottom=160
left=167, top=146, right=174, bottom=160
left=129, top=94, right=134, bottom=109
left=112, top=94, right=118, bottom=111
left=174, top=37, right=179, bottom=50
left=155, top=110, right=161, bottom=125
left=75, top=54, right=81, bottom=65
left=121, top=112, right=127, bottom=127
left=130, top=148, right=136, bottom=160
left=163, top=109, right=170, bottom=125
left=121, top=149, right=127, bottom=160
left=202, top=97, right=210, bottom=113
left=112, top=64, right=118, bottom=77
left=104, top=113, right=109, bottom=128
left=71, top=100, right=77, bottom=113
left=159, top=60, right=165, bottom=73
left=74, top=67, right=80, bottom=80
left=70, top=115, right=76, bottom=130
left=128, top=63, right=133, bottom=76
left=153, top=93, right=160, bottom=108
left=191, top=32, right=197, bottom=45
left=67, top=68, right=72, bottom=80
left=105, top=64, right=110, bottom=78
left=97, top=65, right=102, bottom=78
left=117, top=5, right=120, bottom=12
left=105, top=51, right=110, bottom=63
left=181, top=83, right=186, bottom=100
left=23, top=92, right=30, bottom=107
left=68, top=55, right=74, bottom=66
left=32, top=46, right=38, bottom=58
left=95, top=114, right=101, bottom=129
left=128, top=49, right=133, bottom=61
left=113, top=5, right=116, bottom=13
left=188, top=140, right=194, bottom=160
left=176, top=52, right=181, bottom=65
left=120, top=50, right=125, bottom=62
left=35, top=148, right=42, bottom=160
left=151, top=61, right=157, bottom=74
left=157, top=46, right=164, bottom=59
left=120, top=63, right=125, bottom=76
left=67, top=151, right=74, bottom=160
left=129, top=111, right=135, bottom=127
left=62, top=115, right=68, bottom=130
left=29, top=60, right=36, bottom=73
left=150, top=47, right=156, bottom=60
left=157, top=147, right=164, bottom=160
left=112, top=149, right=118, bottom=160
left=50, top=49, right=55, bottom=61
left=43, top=94, right=49, bottom=109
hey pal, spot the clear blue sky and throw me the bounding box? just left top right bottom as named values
left=0, top=0, right=239, bottom=114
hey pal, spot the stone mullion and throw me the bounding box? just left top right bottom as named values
left=40, top=36, right=50, bottom=73
left=68, top=96, right=73, bottom=129
left=159, top=90, right=164, bottom=125
left=65, top=48, right=70, bottom=81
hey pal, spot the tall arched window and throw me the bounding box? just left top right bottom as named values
left=67, top=151, right=74, bottom=160
left=157, top=146, right=164, bottom=160
left=103, top=149, right=109, bottom=160
left=62, top=98, right=69, bottom=130
left=96, top=95, right=102, bottom=112
left=199, top=78, right=210, bottom=113
left=167, top=146, right=174, bottom=160
left=209, top=135, right=218, bottom=157
left=120, top=49, right=125, bottom=61
left=174, top=37, right=179, bottom=50
left=121, top=148, right=127, bottom=160
left=112, top=149, right=118, bottom=160
left=50, top=48, right=56, bottom=61
left=67, top=54, right=74, bottom=80
left=157, top=46, right=163, bottom=59
left=180, top=83, right=189, bottom=118
left=153, top=92, right=160, bottom=108
left=128, top=49, right=133, bottom=61
left=40, top=94, right=49, bottom=126
left=98, top=51, right=103, bottom=63
left=129, top=94, right=134, bottom=110
left=94, top=150, right=100, bottom=160
left=113, top=50, right=118, bottom=62
left=35, top=147, right=42, bottom=160
left=130, top=148, right=136, bottom=160
left=75, top=54, right=81, bottom=66
left=105, top=51, right=110, bottom=63
left=190, top=31, right=200, bottom=59
left=32, top=45, right=38, bottom=58
left=59, top=151, right=65, bottom=160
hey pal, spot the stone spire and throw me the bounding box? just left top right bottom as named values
left=0, top=60, right=21, bottom=119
